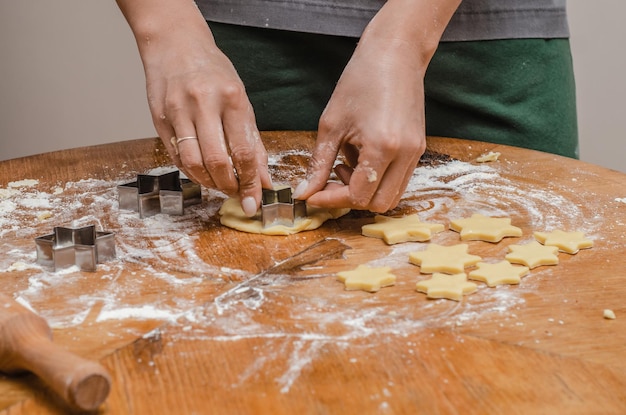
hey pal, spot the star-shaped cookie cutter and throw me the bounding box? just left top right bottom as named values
left=35, top=225, right=116, bottom=272
left=261, top=187, right=306, bottom=228
left=117, top=170, right=201, bottom=218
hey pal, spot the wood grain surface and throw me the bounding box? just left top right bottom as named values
left=0, top=132, right=624, bottom=414
left=0, top=293, right=110, bottom=411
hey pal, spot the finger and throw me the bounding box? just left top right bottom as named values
left=170, top=132, right=216, bottom=189
left=293, top=131, right=342, bottom=200
left=221, top=105, right=265, bottom=216
left=193, top=112, right=240, bottom=195
left=308, top=147, right=394, bottom=212
left=305, top=182, right=351, bottom=209
left=390, top=160, right=418, bottom=208
left=330, top=134, right=423, bottom=212
left=344, top=149, right=393, bottom=210
left=165, top=93, right=219, bottom=188
left=387, top=139, right=426, bottom=208
left=153, top=120, right=206, bottom=186
left=173, top=123, right=218, bottom=189
left=368, top=145, right=423, bottom=211
left=229, top=131, right=264, bottom=217
left=307, top=161, right=400, bottom=212
left=253, top=132, right=273, bottom=189
left=307, top=152, right=387, bottom=211
left=366, top=158, right=412, bottom=212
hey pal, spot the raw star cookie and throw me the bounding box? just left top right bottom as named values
left=219, top=197, right=349, bottom=236
left=533, top=230, right=593, bottom=254
left=416, top=273, right=477, bottom=301
left=505, top=241, right=559, bottom=269
left=450, top=213, right=522, bottom=243
left=468, top=261, right=530, bottom=287
left=409, top=243, right=481, bottom=274
left=336, top=265, right=397, bottom=293
left=361, top=214, right=445, bottom=245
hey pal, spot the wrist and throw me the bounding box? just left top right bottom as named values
left=362, top=0, right=461, bottom=69
left=117, top=0, right=214, bottom=55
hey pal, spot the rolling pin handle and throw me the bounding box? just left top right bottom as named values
left=0, top=294, right=111, bottom=411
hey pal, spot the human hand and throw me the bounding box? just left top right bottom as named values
left=293, top=0, right=460, bottom=212
left=141, top=23, right=271, bottom=216
left=293, top=36, right=427, bottom=212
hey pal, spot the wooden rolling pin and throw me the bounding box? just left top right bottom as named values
left=0, top=294, right=111, bottom=411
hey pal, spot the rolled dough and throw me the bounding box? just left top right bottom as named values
left=219, top=197, right=350, bottom=236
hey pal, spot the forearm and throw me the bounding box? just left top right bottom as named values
left=115, top=0, right=269, bottom=211
left=115, top=0, right=216, bottom=62
left=362, top=0, right=462, bottom=71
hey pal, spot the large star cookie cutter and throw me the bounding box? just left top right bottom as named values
left=35, top=225, right=116, bottom=272
left=260, top=187, right=306, bottom=228
left=117, top=170, right=201, bottom=218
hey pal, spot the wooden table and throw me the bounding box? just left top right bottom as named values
left=1, top=132, right=625, bottom=414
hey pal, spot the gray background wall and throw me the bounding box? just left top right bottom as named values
left=0, top=1, right=624, bottom=173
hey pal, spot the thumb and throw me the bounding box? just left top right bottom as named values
left=293, top=134, right=340, bottom=199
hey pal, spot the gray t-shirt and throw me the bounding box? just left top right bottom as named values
left=195, top=0, right=569, bottom=40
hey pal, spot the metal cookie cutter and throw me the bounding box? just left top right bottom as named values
left=261, top=186, right=307, bottom=228
left=117, top=170, right=201, bottom=218
left=35, top=225, right=116, bottom=272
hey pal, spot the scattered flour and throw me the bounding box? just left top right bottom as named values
left=8, top=179, right=39, bottom=188
left=0, top=154, right=614, bottom=393
left=167, top=157, right=606, bottom=391
left=400, top=159, right=597, bottom=236
left=0, top=170, right=225, bottom=327
left=0, top=188, right=19, bottom=199
left=97, top=304, right=185, bottom=322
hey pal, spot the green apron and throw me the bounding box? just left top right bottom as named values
left=209, top=21, right=578, bottom=158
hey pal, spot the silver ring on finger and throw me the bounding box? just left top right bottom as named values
left=170, top=136, right=198, bottom=155
left=176, top=136, right=198, bottom=145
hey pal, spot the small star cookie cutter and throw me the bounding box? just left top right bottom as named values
left=117, top=170, right=201, bottom=218
left=35, top=224, right=116, bottom=272
left=261, top=186, right=306, bottom=228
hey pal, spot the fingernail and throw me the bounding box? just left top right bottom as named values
left=241, top=196, right=258, bottom=217
left=292, top=180, right=308, bottom=199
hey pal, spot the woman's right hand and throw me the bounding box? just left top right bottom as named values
left=117, top=0, right=271, bottom=217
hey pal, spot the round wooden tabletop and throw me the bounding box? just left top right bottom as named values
left=1, top=132, right=625, bottom=414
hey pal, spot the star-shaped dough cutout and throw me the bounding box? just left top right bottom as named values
left=336, top=265, right=397, bottom=293
left=468, top=261, right=530, bottom=287
left=362, top=214, right=445, bottom=245
left=450, top=213, right=522, bottom=243
left=409, top=243, right=482, bottom=274
left=416, top=273, right=477, bottom=301
left=534, top=230, right=593, bottom=254
left=505, top=241, right=559, bottom=269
